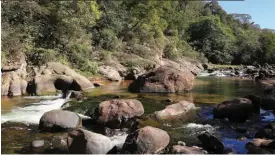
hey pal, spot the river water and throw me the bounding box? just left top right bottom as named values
left=1, top=77, right=274, bottom=153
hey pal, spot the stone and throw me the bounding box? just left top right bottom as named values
left=213, top=98, right=258, bottom=122
left=154, top=100, right=196, bottom=120
left=197, top=132, right=224, bottom=153
left=122, top=126, right=170, bottom=154
left=246, top=138, right=275, bottom=154
left=32, top=140, right=45, bottom=148
left=128, top=65, right=195, bottom=93
left=94, top=99, right=144, bottom=128
left=39, top=110, right=82, bottom=132
left=67, top=128, right=115, bottom=154
left=172, top=145, right=205, bottom=154
left=99, top=65, right=122, bottom=82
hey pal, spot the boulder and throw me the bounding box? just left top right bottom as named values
left=39, top=110, right=82, bottom=132
left=128, top=65, right=195, bottom=93
left=122, top=126, right=170, bottom=154
left=2, top=69, right=28, bottom=96
left=246, top=138, right=275, bottom=154
left=30, top=62, right=94, bottom=95
left=67, top=128, right=115, bottom=154
left=172, top=145, right=206, bottom=154
left=154, top=100, right=196, bottom=120
left=213, top=98, right=258, bottom=122
left=1, top=51, right=28, bottom=96
left=99, top=65, right=122, bottom=82
left=1, top=72, right=11, bottom=95
left=197, top=132, right=224, bottom=153
left=243, top=95, right=261, bottom=114
left=34, top=74, right=56, bottom=95
left=94, top=99, right=144, bottom=128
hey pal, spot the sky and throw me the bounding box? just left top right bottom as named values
left=219, top=0, right=275, bottom=30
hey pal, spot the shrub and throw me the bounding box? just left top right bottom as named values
left=163, top=44, right=179, bottom=60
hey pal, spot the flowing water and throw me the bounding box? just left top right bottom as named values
left=1, top=77, right=274, bottom=154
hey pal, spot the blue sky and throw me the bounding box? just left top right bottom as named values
left=219, top=0, right=275, bottom=29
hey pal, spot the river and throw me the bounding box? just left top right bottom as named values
left=1, top=77, right=274, bottom=153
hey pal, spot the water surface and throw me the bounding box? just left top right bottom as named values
left=1, top=77, right=273, bottom=154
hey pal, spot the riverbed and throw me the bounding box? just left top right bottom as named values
left=1, top=77, right=274, bottom=154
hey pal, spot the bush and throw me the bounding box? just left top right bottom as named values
left=163, top=44, right=179, bottom=60
left=25, top=47, right=58, bottom=66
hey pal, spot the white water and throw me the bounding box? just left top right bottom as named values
left=23, top=94, right=62, bottom=100
left=1, top=95, right=67, bottom=124
left=173, top=123, right=217, bottom=135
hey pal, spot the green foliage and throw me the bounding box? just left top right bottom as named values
left=25, top=47, right=58, bottom=66
left=2, top=0, right=275, bottom=71
left=163, top=44, right=179, bottom=60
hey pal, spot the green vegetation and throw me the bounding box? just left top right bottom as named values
left=2, top=0, right=275, bottom=74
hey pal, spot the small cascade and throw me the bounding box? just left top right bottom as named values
left=1, top=94, right=69, bottom=124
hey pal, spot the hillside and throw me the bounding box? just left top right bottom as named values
left=2, top=0, right=275, bottom=76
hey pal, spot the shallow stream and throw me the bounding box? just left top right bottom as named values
left=1, top=77, right=274, bottom=154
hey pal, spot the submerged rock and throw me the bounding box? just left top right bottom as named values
left=154, top=100, right=196, bottom=120
left=122, top=126, right=170, bottom=154
left=197, top=132, right=224, bottom=153
left=172, top=145, right=206, bottom=154
left=94, top=99, right=144, bottom=128
left=39, top=110, right=82, bottom=132
left=128, top=65, right=195, bottom=93
left=67, top=128, right=115, bottom=154
left=213, top=97, right=259, bottom=122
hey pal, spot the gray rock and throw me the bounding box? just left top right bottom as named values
left=122, top=126, right=170, bottom=154
left=67, top=128, right=115, bottom=154
left=32, top=140, right=45, bottom=148
left=39, top=110, right=82, bottom=132
left=99, top=65, right=122, bottom=82
left=154, top=100, right=196, bottom=120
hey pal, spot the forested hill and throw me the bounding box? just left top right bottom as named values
left=2, top=0, right=275, bottom=75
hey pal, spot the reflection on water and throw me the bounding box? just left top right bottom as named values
left=0, top=77, right=272, bottom=154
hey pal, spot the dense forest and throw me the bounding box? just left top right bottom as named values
left=2, top=0, right=275, bottom=75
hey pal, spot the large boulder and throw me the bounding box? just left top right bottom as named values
left=213, top=98, right=259, bottom=122
left=1, top=52, right=28, bottom=96
left=39, top=110, right=82, bottom=132
left=197, top=132, right=224, bottom=153
left=67, top=128, right=115, bottom=154
left=122, top=126, right=170, bottom=154
left=99, top=65, right=122, bottom=82
left=94, top=99, right=144, bottom=128
left=172, top=145, right=206, bottom=154
left=30, top=62, right=94, bottom=95
left=128, top=65, right=195, bottom=93
left=154, top=100, right=196, bottom=120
